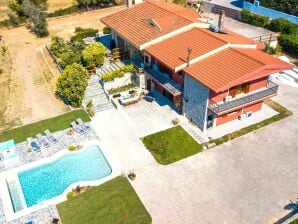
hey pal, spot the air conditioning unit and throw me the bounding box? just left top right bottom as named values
left=238, top=114, right=247, bottom=120
left=223, top=96, right=232, bottom=102
left=246, top=111, right=253, bottom=117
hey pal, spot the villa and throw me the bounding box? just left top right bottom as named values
left=100, top=0, right=294, bottom=131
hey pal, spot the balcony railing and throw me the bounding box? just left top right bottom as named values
left=145, top=67, right=182, bottom=95
left=208, top=81, right=278, bottom=114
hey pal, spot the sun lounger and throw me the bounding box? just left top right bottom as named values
left=76, top=118, right=90, bottom=130
left=70, top=121, right=85, bottom=134
left=44, top=130, right=58, bottom=143
left=36, top=134, right=50, bottom=148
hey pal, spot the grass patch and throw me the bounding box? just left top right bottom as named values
left=142, top=125, right=203, bottom=165
left=289, top=219, right=298, bottom=224
left=57, top=176, right=152, bottom=224
left=207, top=99, right=292, bottom=146
left=0, top=109, right=90, bottom=143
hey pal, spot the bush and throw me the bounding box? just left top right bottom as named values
left=68, top=145, right=76, bottom=151
left=240, top=9, right=269, bottom=27
left=103, top=26, right=111, bottom=34
left=101, top=64, right=134, bottom=82
left=278, top=34, right=298, bottom=56
left=56, top=63, right=89, bottom=107
left=263, top=43, right=282, bottom=55
left=47, top=6, right=78, bottom=18
left=67, top=191, right=74, bottom=199
left=82, top=42, right=105, bottom=68
left=266, top=18, right=298, bottom=35
left=71, top=27, right=98, bottom=43
left=108, top=83, right=136, bottom=94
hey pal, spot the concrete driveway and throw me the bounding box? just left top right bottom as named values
left=129, top=84, right=298, bottom=224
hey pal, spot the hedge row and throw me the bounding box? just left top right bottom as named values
left=278, top=34, right=298, bottom=56
left=240, top=9, right=269, bottom=27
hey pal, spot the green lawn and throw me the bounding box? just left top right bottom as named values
left=57, top=176, right=152, bottom=224
left=289, top=219, right=298, bottom=224
left=142, top=125, right=203, bottom=165
left=0, top=109, right=90, bottom=143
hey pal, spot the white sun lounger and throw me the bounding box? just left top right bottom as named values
left=36, top=134, right=49, bottom=148
left=70, top=121, right=85, bottom=134
left=76, top=118, right=90, bottom=130
left=44, top=130, right=58, bottom=143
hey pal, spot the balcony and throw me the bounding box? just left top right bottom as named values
left=208, top=81, right=278, bottom=115
left=145, top=67, right=182, bottom=95
left=129, top=58, right=182, bottom=95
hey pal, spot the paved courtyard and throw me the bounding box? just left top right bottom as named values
left=92, top=84, right=298, bottom=224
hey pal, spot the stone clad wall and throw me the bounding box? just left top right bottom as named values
left=183, top=75, right=209, bottom=131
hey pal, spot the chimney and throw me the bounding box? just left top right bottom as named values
left=187, top=47, right=192, bottom=67
left=218, top=10, right=225, bottom=30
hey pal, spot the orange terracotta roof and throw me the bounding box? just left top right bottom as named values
left=184, top=48, right=293, bottom=92
left=200, top=28, right=255, bottom=45
left=145, top=28, right=227, bottom=69
left=101, top=0, right=200, bottom=46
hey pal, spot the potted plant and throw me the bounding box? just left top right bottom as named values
left=128, top=170, right=136, bottom=180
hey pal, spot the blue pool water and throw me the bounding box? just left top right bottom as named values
left=18, top=145, right=112, bottom=207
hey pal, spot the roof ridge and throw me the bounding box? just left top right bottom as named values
left=145, top=0, right=195, bottom=23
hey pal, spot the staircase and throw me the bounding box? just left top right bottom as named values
left=83, top=75, right=114, bottom=113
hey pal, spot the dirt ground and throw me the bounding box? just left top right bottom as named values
left=0, top=6, right=125, bottom=131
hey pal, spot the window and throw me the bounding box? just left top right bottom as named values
left=229, top=83, right=250, bottom=97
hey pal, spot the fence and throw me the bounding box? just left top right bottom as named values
left=45, top=45, right=64, bottom=73
left=242, top=0, right=298, bottom=24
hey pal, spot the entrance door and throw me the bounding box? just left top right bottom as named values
left=146, top=79, right=151, bottom=90
left=207, top=114, right=214, bottom=129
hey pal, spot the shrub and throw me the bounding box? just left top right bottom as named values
left=108, top=83, right=136, bottom=94
left=278, top=34, right=298, bottom=56
left=68, top=145, right=76, bottom=151
left=101, top=64, right=134, bottom=82
left=103, top=26, right=111, bottom=34
left=82, top=42, right=105, bottom=68
left=56, top=63, right=89, bottom=107
left=266, top=18, right=298, bottom=35
left=263, top=43, right=282, bottom=55
left=47, top=6, right=78, bottom=18
left=71, top=27, right=98, bottom=43
left=240, top=9, right=269, bottom=27
left=259, top=0, right=297, bottom=17
left=67, top=191, right=74, bottom=199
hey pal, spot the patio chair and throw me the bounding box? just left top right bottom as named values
left=36, top=133, right=50, bottom=148
left=27, top=137, right=40, bottom=152
left=76, top=118, right=90, bottom=130
left=70, top=121, right=85, bottom=134
left=44, top=130, right=58, bottom=143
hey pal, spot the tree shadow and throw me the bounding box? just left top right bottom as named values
left=274, top=199, right=298, bottom=224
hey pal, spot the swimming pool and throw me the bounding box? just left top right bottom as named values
left=17, top=145, right=112, bottom=207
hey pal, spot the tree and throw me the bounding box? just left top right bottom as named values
left=82, top=42, right=105, bottom=68
left=56, top=63, right=89, bottom=107
left=23, top=0, right=49, bottom=37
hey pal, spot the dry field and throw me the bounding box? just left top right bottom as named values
left=0, top=6, right=125, bottom=131
left=0, top=0, right=8, bottom=21
left=0, top=0, right=75, bottom=21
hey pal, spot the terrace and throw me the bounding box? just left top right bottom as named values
left=208, top=81, right=278, bottom=115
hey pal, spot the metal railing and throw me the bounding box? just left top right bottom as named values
left=208, top=81, right=278, bottom=114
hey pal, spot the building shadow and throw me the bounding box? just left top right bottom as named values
left=274, top=199, right=298, bottom=224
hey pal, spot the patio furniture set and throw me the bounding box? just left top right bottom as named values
left=26, top=118, right=90, bottom=152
